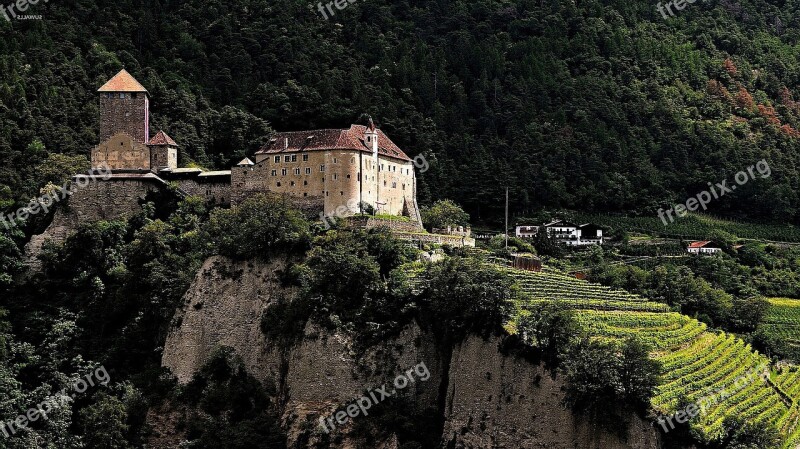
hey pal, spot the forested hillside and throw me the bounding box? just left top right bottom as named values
left=2, top=0, right=800, bottom=222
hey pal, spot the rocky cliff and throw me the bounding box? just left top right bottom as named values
left=160, top=256, right=663, bottom=449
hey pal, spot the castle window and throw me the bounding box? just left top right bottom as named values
left=347, top=174, right=350, bottom=179
left=275, top=156, right=280, bottom=163
left=341, top=191, right=344, bottom=196
left=384, top=180, right=387, bottom=186
left=305, top=168, right=311, bottom=175
left=402, top=184, right=405, bottom=190
left=119, top=93, right=126, bottom=99
left=132, top=93, right=138, bottom=99
left=304, top=180, right=308, bottom=186
left=320, top=165, right=325, bottom=172
left=304, top=193, right=308, bottom=197
left=351, top=157, right=355, bottom=164
left=291, top=155, right=297, bottom=162
left=294, top=168, right=300, bottom=175
left=333, top=174, right=338, bottom=180
left=333, top=158, right=337, bottom=163
left=271, top=170, right=277, bottom=176
left=291, top=181, right=295, bottom=186
left=282, top=168, right=287, bottom=176
left=277, top=182, right=282, bottom=187
left=303, top=154, right=309, bottom=161
left=326, top=192, right=329, bottom=197
left=284, top=155, right=290, bottom=162
left=357, top=173, right=361, bottom=181
left=392, top=182, right=397, bottom=188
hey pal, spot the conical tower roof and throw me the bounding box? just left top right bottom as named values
left=98, top=69, right=148, bottom=93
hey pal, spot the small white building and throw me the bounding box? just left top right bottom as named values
left=515, top=220, right=604, bottom=246
left=515, top=225, right=538, bottom=238
left=687, top=241, right=723, bottom=255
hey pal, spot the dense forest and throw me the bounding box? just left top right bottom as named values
left=2, top=0, right=800, bottom=223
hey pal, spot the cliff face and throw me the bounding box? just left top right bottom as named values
left=23, top=178, right=163, bottom=270
left=161, top=256, right=662, bottom=449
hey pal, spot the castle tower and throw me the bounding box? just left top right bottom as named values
left=97, top=69, right=149, bottom=143
left=148, top=130, right=178, bottom=171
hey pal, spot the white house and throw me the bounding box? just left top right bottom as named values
left=515, top=225, right=538, bottom=238
left=515, top=220, right=604, bottom=246
left=687, top=241, right=723, bottom=255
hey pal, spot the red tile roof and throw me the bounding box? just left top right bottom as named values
left=688, top=241, right=712, bottom=248
left=98, top=69, right=148, bottom=93
left=148, top=130, right=177, bottom=146
left=255, top=125, right=411, bottom=161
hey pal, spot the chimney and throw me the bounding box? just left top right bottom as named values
left=284, top=137, right=289, bottom=151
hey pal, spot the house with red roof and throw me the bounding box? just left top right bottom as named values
left=234, top=118, right=421, bottom=223
left=687, top=241, right=723, bottom=255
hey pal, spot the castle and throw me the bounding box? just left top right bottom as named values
left=90, top=69, right=422, bottom=223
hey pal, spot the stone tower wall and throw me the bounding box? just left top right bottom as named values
left=99, top=92, right=149, bottom=143
left=91, top=132, right=151, bottom=171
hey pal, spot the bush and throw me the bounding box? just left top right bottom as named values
left=202, top=194, right=310, bottom=260
left=417, top=256, right=517, bottom=340
left=561, top=337, right=661, bottom=423
left=289, top=229, right=416, bottom=341
left=181, top=348, right=286, bottom=449
left=716, top=417, right=781, bottom=449
left=420, top=199, right=469, bottom=230
left=516, top=303, right=581, bottom=368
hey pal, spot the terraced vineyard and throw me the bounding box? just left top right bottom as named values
left=760, top=298, right=800, bottom=362
left=502, top=265, right=800, bottom=448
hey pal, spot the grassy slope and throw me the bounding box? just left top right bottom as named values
left=502, top=265, right=800, bottom=447
left=760, top=298, right=800, bottom=361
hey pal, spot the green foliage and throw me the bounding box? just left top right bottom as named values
left=487, top=234, right=536, bottom=254
left=180, top=348, right=286, bottom=449
left=201, top=194, right=310, bottom=260
left=576, top=214, right=800, bottom=244
left=31, top=153, right=91, bottom=193
left=0, top=233, right=22, bottom=289
left=295, top=229, right=416, bottom=340
left=516, top=303, right=581, bottom=368
left=715, top=417, right=781, bottom=449
left=421, top=200, right=469, bottom=230
left=561, top=337, right=661, bottom=420
left=79, top=392, right=132, bottom=449
left=417, top=256, right=517, bottom=340
left=531, top=229, right=563, bottom=258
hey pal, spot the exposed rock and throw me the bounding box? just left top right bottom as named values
left=160, top=256, right=663, bottom=448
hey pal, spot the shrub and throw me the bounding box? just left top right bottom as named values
left=202, top=194, right=310, bottom=260
left=516, top=303, right=581, bottom=368
left=421, top=199, right=469, bottom=230
left=561, top=337, right=661, bottom=422
left=417, top=256, right=517, bottom=340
